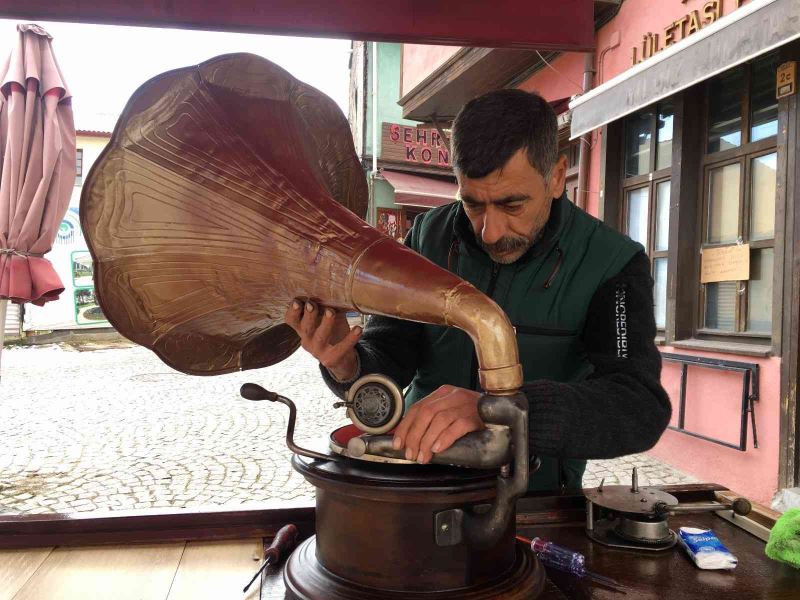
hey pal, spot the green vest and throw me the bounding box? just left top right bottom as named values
left=403, top=194, right=642, bottom=492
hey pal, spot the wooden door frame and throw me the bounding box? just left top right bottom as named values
left=778, top=41, right=800, bottom=490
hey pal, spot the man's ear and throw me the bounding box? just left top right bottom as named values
left=547, top=154, right=568, bottom=199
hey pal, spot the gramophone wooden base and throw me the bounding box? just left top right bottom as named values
left=284, top=537, right=547, bottom=599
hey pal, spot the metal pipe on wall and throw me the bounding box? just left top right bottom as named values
left=576, top=52, right=594, bottom=211
left=369, top=40, right=378, bottom=226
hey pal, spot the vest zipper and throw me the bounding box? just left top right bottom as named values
left=470, top=262, right=501, bottom=390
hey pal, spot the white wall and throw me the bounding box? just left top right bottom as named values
left=24, top=135, right=111, bottom=332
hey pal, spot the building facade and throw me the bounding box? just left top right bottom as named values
left=396, top=0, right=799, bottom=503
left=349, top=41, right=457, bottom=240
left=23, top=127, right=112, bottom=333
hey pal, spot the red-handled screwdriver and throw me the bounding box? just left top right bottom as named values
left=243, top=523, right=299, bottom=593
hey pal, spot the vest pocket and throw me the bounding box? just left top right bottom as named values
left=515, top=326, right=589, bottom=383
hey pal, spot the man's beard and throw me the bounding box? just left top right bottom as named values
left=478, top=235, right=534, bottom=264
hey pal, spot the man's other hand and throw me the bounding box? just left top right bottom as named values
left=284, top=300, right=362, bottom=381
left=392, top=385, right=484, bottom=464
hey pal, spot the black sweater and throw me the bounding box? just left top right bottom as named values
left=321, top=251, right=671, bottom=460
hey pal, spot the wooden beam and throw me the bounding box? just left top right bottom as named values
left=0, top=1, right=596, bottom=50
left=668, top=86, right=704, bottom=343
left=779, top=41, right=800, bottom=490
left=0, top=503, right=315, bottom=549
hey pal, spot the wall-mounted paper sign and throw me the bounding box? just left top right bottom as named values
left=701, top=244, right=750, bottom=283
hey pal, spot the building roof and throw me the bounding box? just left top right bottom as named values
left=74, top=111, right=118, bottom=136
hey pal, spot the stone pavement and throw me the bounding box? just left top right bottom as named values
left=0, top=344, right=694, bottom=514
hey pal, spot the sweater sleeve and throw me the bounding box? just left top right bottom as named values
left=523, top=251, right=672, bottom=459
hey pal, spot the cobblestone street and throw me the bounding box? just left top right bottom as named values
left=0, top=344, right=694, bottom=514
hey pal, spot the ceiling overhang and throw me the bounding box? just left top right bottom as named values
left=399, top=1, right=621, bottom=122
left=0, top=1, right=595, bottom=49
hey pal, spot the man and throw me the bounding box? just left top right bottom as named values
left=285, top=89, right=670, bottom=491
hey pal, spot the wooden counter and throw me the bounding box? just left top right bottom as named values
left=1, top=485, right=797, bottom=599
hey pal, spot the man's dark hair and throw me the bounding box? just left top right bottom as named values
left=451, top=89, right=558, bottom=180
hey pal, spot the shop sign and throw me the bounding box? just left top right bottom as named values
left=376, top=207, right=405, bottom=242
left=381, top=122, right=451, bottom=168
left=631, top=0, right=750, bottom=66
left=701, top=244, right=750, bottom=283
left=777, top=62, right=796, bottom=99
left=24, top=206, right=109, bottom=331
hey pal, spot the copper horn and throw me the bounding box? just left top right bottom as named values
left=80, top=53, right=522, bottom=395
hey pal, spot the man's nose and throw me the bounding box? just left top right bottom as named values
left=481, top=211, right=506, bottom=245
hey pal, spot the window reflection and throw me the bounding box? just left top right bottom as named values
left=708, top=67, right=744, bottom=153
left=750, top=54, right=779, bottom=142
left=747, top=248, right=773, bottom=334
left=626, top=187, right=649, bottom=247
left=707, top=163, right=741, bottom=244
left=656, top=103, right=674, bottom=171
left=625, top=111, right=653, bottom=177
left=705, top=281, right=737, bottom=331
left=654, top=258, right=667, bottom=329
left=654, top=181, right=670, bottom=252
left=750, top=153, right=777, bottom=241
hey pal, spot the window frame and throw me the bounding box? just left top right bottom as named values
left=620, top=103, right=673, bottom=332
left=75, top=148, right=84, bottom=187
left=696, top=57, right=778, bottom=343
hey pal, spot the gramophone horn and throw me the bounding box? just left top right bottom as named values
left=80, top=53, right=522, bottom=395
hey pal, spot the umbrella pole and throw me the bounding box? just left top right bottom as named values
left=0, top=299, right=6, bottom=383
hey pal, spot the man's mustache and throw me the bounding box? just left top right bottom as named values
left=480, top=235, right=530, bottom=255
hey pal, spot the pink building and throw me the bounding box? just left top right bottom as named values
left=398, top=0, right=800, bottom=504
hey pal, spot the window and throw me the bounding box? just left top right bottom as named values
left=699, top=53, right=778, bottom=338
left=622, top=102, right=674, bottom=329
left=75, top=149, right=83, bottom=186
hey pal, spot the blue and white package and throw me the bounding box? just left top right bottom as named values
left=678, top=527, right=738, bottom=570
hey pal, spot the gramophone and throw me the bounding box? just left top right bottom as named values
left=80, top=53, right=544, bottom=599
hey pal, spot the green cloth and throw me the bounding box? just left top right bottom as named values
left=766, top=508, right=800, bottom=568
left=403, top=194, right=642, bottom=491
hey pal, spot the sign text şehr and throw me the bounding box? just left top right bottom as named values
left=382, top=123, right=450, bottom=167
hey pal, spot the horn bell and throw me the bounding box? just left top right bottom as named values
left=80, top=53, right=521, bottom=393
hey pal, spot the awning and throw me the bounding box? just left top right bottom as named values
left=0, top=1, right=595, bottom=50
left=400, top=48, right=554, bottom=121
left=570, top=0, right=800, bottom=139
left=381, top=171, right=458, bottom=209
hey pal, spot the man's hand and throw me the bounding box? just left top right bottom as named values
left=392, top=385, right=484, bottom=464
left=284, top=300, right=362, bottom=381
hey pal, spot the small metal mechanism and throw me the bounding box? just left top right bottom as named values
left=434, top=392, right=532, bottom=549
left=585, top=467, right=753, bottom=552
left=435, top=508, right=465, bottom=546
left=344, top=374, right=404, bottom=434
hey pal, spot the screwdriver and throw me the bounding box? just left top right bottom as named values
left=517, top=535, right=629, bottom=593
left=243, top=523, right=299, bottom=593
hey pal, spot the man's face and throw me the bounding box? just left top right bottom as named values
left=457, top=149, right=567, bottom=264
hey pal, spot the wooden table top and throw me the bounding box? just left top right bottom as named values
left=2, top=485, right=797, bottom=599
left=254, top=510, right=799, bottom=599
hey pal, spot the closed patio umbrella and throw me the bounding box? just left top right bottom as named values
left=0, top=24, right=75, bottom=380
